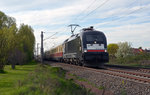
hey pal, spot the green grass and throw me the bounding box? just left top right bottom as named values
left=15, top=65, right=94, bottom=95
left=69, top=73, right=88, bottom=82
left=68, top=73, right=100, bottom=91
left=0, top=64, right=94, bottom=95
left=0, top=64, right=37, bottom=95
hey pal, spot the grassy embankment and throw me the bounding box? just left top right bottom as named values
left=108, top=53, right=150, bottom=68
left=0, top=62, right=93, bottom=95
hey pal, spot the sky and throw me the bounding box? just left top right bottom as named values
left=0, top=0, right=150, bottom=51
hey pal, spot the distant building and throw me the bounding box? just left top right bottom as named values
left=132, top=48, right=144, bottom=54
left=145, top=49, right=150, bottom=53
left=132, top=48, right=150, bottom=54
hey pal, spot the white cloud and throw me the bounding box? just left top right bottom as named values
left=1, top=0, right=150, bottom=49
left=99, top=23, right=150, bottom=48
left=10, top=4, right=86, bottom=26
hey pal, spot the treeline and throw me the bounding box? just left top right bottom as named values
left=107, top=42, right=150, bottom=67
left=0, top=11, right=35, bottom=71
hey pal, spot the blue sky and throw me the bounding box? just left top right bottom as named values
left=0, top=0, right=150, bottom=50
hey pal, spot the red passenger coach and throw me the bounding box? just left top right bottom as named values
left=49, top=45, right=63, bottom=61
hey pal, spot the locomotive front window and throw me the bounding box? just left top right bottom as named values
left=86, top=34, right=103, bottom=42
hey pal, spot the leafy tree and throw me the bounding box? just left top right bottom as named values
left=0, top=11, right=16, bottom=71
left=0, top=11, right=7, bottom=29
left=8, top=24, right=35, bottom=69
left=0, top=11, right=35, bottom=70
left=7, top=24, right=35, bottom=69
left=107, top=43, right=119, bottom=58
left=0, top=28, right=9, bottom=71
left=17, top=24, right=35, bottom=62
left=7, top=24, right=19, bottom=69
left=115, top=42, right=132, bottom=58
left=0, top=11, right=15, bottom=29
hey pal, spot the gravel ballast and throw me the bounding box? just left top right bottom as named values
left=49, top=62, right=150, bottom=95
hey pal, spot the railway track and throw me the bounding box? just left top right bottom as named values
left=136, top=69, right=150, bottom=73
left=106, top=68, right=150, bottom=78
left=96, top=68, right=150, bottom=84
left=104, top=64, right=150, bottom=73
left=52, top=62, right=150, bottom=84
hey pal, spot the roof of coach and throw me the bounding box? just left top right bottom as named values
left=49, top=44, right=63, bottom=51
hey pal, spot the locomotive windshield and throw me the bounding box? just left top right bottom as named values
left=86, top=34, right=103, bottom=42
left=82, top=31, right=107, bottom=48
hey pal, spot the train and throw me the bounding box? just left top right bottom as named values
left=44, top=26, right=109, bottom=67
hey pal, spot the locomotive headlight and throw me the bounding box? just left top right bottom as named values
left=105, top=50, right=107, bottom=52
left=84, top=50, right=87, bottom=52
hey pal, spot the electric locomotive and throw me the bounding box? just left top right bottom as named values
left=45, top=26, right=109, bottom=67
left=63, top=26, right=108, bottom=67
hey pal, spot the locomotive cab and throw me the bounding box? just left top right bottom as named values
left=81, top=27, right=109, bottom=66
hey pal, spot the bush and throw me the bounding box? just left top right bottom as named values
left=115, top=52, right=150, bottom=65
left=115, top=42, right=132, bottom=58
left=107, top=43, right=119, bottom=58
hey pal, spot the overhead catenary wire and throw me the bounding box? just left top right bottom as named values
left=96, top=1, right=146, bottom=26
left=43, top=32, right=58, bottom=41
left=105, top=0, right=139, bottom=18
left=43, top=27, right=69, bottom=49
left=76, top=0, right=142, bottom=25
left=43, top=0, right=106, bottom=41
left=43, top=0, right=148, bottom=51
left=74, top=0, right=97, bottom=22
left=79, top=0, right=110, bottom=21
left=41, top=0, right=109, bottom=51
left=116, top=0, right=143, bottom=18
left=44, top=0, right=142, bottom=42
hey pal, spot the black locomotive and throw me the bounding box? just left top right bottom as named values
left=45, top=26, right=109, bottom=67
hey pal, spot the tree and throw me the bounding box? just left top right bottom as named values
left=0, top=11, right=16, bottom=71
left=0, top=11, right=35, bottom=70
left=115, top=42, right=132, bottom=58
left=107, top=43, right=119, bottom=58
left=0, top=28, right=8, bottom=71
left=17, top=24, right=35, bottom=62
left=7, top=24, right=35, bottom=69
left=7, top=24, right=18, bottom=69
left=0, top=11, right=16, bottom=29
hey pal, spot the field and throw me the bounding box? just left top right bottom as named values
left=0, top=63, right=93, bottom=95
left=0, top=64, right=37, bottom=95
